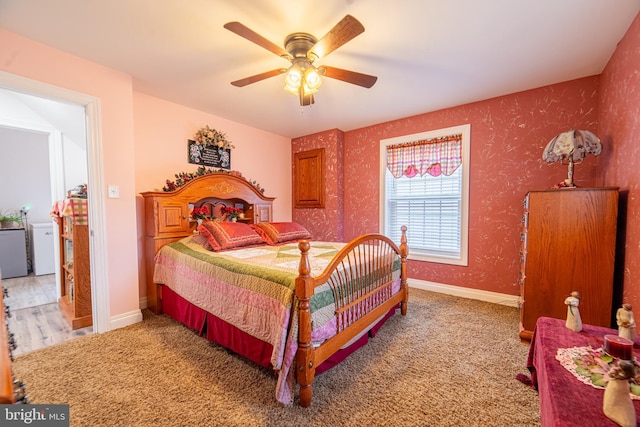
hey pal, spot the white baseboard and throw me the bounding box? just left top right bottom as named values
left=109, top=308, right=144, bottom=331
left=408, top=278, right=519, bottom=308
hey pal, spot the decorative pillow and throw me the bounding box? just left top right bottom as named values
left=251, top=222, right=311, bottom=245
left=191, top=233, right=213, bottom=251
left=196, top=223, right=222, bottom=252
left=199, top=221, right=264, bottom=251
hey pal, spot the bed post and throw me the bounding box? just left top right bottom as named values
left=295, top=240, right=315, bottom=407
left=400, top=225, right=409, bottom=316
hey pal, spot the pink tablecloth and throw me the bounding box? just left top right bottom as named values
left=527, top=317, right=640, bottom=426
left=50, top=198, right=88, bottom=225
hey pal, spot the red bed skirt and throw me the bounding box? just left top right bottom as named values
left=161, top=286, right=398, bottom=374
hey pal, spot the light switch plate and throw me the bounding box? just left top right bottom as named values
left=108, top=184, right=120, bottom=199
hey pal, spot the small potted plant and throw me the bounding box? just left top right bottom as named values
left=190, top=206, right=209, bottom=225
left=0, top=210, right=22, bottom=229
left=222, top=206, right=242, bottom=222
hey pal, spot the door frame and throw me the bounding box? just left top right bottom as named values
left=0, top=71, right=110, bottom=334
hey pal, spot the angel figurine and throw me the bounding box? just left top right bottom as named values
left=603, top=360, right=637, bottom=427
left=617, top=304, right=637, bottom=343
left=564, top=291, right=582, bottom=332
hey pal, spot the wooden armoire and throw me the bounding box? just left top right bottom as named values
left=518, top=188, right=619, bottom=341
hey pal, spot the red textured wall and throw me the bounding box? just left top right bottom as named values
left=343, top=78, right=600, bottom=296
left=291, top=129, right=344, bottom=241
left=292, top=12, right=640, bottom=301
left=598, top=12, right=640, bottom=308
left=295, top=77, right=600, bottom=296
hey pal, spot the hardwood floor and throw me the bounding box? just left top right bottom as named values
left=3, top=274, right=92, bottom=357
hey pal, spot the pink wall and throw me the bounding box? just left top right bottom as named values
left=0, top=28, right=140, bottom=317
left=598, top=12, right=640, bottom=308
left=133, top=92, right=292, bottom=298
left=0, top=29, right=294, bottom=319
left=295, top=77, right=600, bottom=296
left=291, top=129, right=344, bottom=241
left=133, top=93, right=292, bottom=202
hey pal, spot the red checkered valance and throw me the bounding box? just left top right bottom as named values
left=386, top=133, right=462, bottom=178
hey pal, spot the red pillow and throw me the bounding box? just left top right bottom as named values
left=198, top=221, right=264, bottom=251
left=251, top=222, right=311, bottom=245
left=191, top=232, right=213, bottom=251
left=197, top=223, right=222, bottom=252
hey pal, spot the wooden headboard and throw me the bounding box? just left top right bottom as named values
left=141, top=173, right=275, bottom=313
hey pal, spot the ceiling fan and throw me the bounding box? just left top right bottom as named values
left=224, top=15, right=377, bottom=106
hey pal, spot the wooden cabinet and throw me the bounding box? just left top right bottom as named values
left=56, top=205, right=92, bottom=329
left=518, top=188, right=619, bottom=341
left=141, top=174, right=275, bottom=314
left=293, top=148, right=325, bottom=208
left=253, top=203, right=273, bottom=223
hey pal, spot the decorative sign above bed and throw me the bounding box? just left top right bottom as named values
left=188, top=140, right=231, bottom=169
left=188, top=125, right=234, bottom=169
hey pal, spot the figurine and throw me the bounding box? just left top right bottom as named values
left=617, top=304, right=637, bottom=343
left=564, top=291, right=582, bottom=332
left=603, top=360, right=637, bottom=427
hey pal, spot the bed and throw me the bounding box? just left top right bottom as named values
left=141, top=173, right=408, bottom=407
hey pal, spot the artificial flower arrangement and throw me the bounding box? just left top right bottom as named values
left=190, top=206, right=209, bottom=220
left=557, top=345, right=640, bottom=397
left=194, top=125, right=234, bottom=150
left=222, top=206, right=242, bottom=220
left=162, top=167, right=264, bottom=194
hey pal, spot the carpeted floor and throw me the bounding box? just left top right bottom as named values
left=12, top=288, right=540, bottom=426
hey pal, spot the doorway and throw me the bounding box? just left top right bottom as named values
left=0, top=71, right=109, bottom=349
left=0, top=110, right=91, bottom=355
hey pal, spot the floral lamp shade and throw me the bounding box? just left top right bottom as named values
left=542, top=129, right=602, bottom=187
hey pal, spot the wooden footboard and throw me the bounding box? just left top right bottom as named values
left=295, top=226, right=408, bottom=407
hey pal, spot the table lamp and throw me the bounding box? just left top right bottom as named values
left=542, top=129, right=602, bottom=187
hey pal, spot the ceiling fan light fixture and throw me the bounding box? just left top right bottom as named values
left=284, top=65, right=302, bottom=95
left=284, top=62, right=322, bottom=99
left=304, top=67, right=322, bottom=91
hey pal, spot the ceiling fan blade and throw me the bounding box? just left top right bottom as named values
left=308, top=15, right=365, bottom=61
left=231, top=69, right=287, bottom=87
left=224, top=22, right=291, bottom=60
left=320, top=66, right=377, bottom=88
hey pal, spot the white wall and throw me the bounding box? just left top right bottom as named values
left=9, top=90, right=88, bottom=191
left=0, top=126, right=51, bottom=222
left=62, top=133, right=88, bottom=190
left=0, top=88, right=88, bottom=222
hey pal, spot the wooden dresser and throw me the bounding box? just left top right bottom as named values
left=518, top=188, right=619, bottom=341
left=141, top=173, right=274, bottom=314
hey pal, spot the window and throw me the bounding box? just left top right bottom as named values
left=379, top=124, right=470, bottom=265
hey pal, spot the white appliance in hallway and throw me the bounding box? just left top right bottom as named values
left=30, top=222, right=56, bottom=276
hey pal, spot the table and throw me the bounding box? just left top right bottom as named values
left=527, top=317, right=640, bottom=426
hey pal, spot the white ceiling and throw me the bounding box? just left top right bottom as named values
left=0, top=0, right=638, bottom=138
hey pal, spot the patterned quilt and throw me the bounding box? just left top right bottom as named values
left=153, top=236, right=401, bottom=404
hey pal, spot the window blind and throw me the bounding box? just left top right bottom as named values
left=385, top=165, right=462, bottom=257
